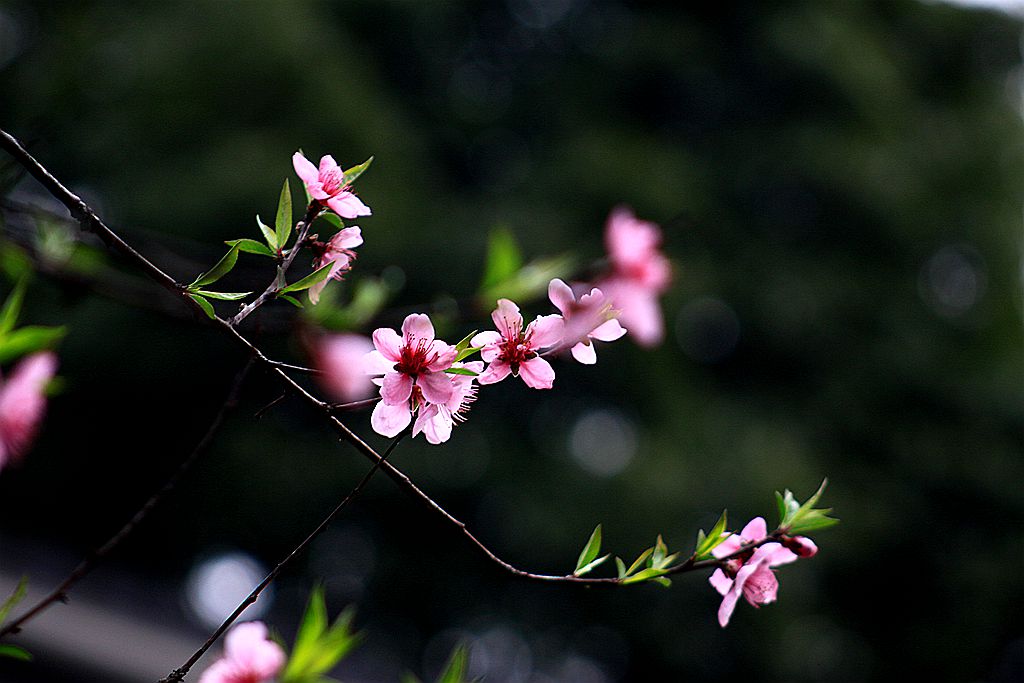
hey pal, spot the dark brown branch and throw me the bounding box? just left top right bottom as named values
left=157, top=430, right=409, bottom=683
left=0, top=359, right=254, bottom=638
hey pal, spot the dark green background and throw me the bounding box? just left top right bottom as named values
left=1, top=1, right=1022, bottom=681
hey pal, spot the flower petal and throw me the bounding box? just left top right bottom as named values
left=381, top=371, right=413, bottom=405
left=371, top=400, right=411, bottom=437
left=327, top=192, right=372, bottom=219
left=372, top=328, right=403, bottom=361
left=362, top=349, right=395, bottom=376
left=477, top=360, right=512, bottom=385
left=709, top=568, right=733, bottom=597
left=425, top=341, right=457, bottom=372
left=492, top=299, right=523, bottom=339
left=711, top=533, right=743, bottom=559
left=718, top=584, right=742, bottom=628
left=329, top=226, right=363, bottom=250
left=547, top=278, right=575, bottom=315
left=518, top=356, right=555, bottom=389
left=590, top=318, right=627, bottom=342
left=570, top=341, right=597, bottom=364
left=526, top=314, right=564, bottom=350
left=402, top=313, right=436, bottom=346
left=292, top=152, right=321, bottom=187
left=740, top=517, right=768, bottom=542
left=417, top=370, right=455, bottom=405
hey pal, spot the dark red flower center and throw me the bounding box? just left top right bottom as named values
left=496, top=318, right=536, bottom=376
left=395, top=338, right=436, bottom=376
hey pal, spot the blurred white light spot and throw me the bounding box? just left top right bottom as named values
left=185, top=551, right=270, bottom=630
left=675, top=296, right=741, bottom=364
left=569, top=409, right=637, bottom=477
left=555, top=654, right=610, bottom=683
left=468, top=627, right=533, bottom=683
left=918, top=245, right=986, bottom=318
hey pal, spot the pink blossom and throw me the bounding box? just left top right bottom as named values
left=198, top=621, right=285, bottom=683
left=707, top=517, right=816, bottom=627
left=597, top=206, right=670, bottom=347
left=471, top=299, right=564, bottom=389
left=0, top=352, right=57, bottom=471
left=312, top=333, right=376, bottom=403
left=363, top=314, right=457, bottom=438
left=413, top=361, right=482, bottom=444
left=292, top=152, right=371, bottom=219
left=547, top=278, right=626, bottom=364
left=308, top=227, right=363, bottom=305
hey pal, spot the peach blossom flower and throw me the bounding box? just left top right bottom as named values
left=472, top=299, right=563, bottom=389
left=597, top=207, right=670, bottom=347
left=364, top=314, right=457, bottom=438
left=547, top=278, right=626, bottom=364
left=198, top=621, right=285, bottom=683
left=413, top=361, right=482, bottom=444
left=0, top=352, right=57, bottom=471
left=308, top=227, right=362, bottom=305
left=313, top=333, right=376, bottom=403
left=292, top=152, right=371, bottom=219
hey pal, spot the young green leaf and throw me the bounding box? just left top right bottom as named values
left=190, top=244, right=241, bottom=288
left=319, top=212, right=345, bottom=230
left=651, top=535, right=668, bottom=568
left=0, top=326, right=67, bottom=365
left=0, top=278, right=26, bottom=336
left=226, top=238, right=275, bottom=257
left=342, top=156, right=374, bottom=187
left=275, top=179, right=293, bottom=248
left=436, top=643, right=471, bottom=683
left=651, top=577, right=673, bottom=588
left=0, top=576, right=28, bottom=626
left=624, top=548, right=654, bottom=578
left=280, top=262, right=335, bottom=295
left=283, top=586, right=362, bottom=683
left=615, top=557, right=627, bottom=579
left=479, top=226, right=523, bottom=292
left=188, top=293, right=216, bottom=320
left=621, top=567, right=670, bottom=585
left=256, top=215, right=279, bottom=251
left=0, top=644, right=31, bottom=661
left=453, top=330, right=477, bottom=353
left=574, top=553, right=611, bottom=577
left=444, top=367, right=479, bottom=376
left=694, top=509, right=729, bottom=560
left=278, top=294, right=303, bottom=308
left=190, top=290, right=251, bottom=301
left=574, top=524, right=603, bottom=575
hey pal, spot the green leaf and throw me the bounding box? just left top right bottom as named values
left=624, top=548, right=653, bottom=578
left=190, top=244, right=241, bottom=288
left=615, top=557, right=627, bottom=579
left=477, top=252, right=577, bottom=305
left=0, top=243, right=32, bottom=282
left=280, top=262, right=335, bottom=295
left=651, top=577, right=673, bottom=588
left=342, top=156, right=374, bottom=186
left=0, top=278, right=26, bottom=336
left=444, top=367, right=478, bottom=376
left=0, top=576, right=28, bottom=626
left=190, top=290, right=251, bottom=301
left=479, top=226, right=522, bottom=292
left=574, top=553, right=611, bottom=577
left=651, top=535, right=668, bottom=568
left=0, top=326, right=66, bottom=365
left=695, top=509, right=729, bottom=560
left=787, top=515, right=840, bottom=534
left=226, top=238, right=275, bottom=257
left=0, top=644, right=31, bottom=661
left=275, top=179, right=293, bottom=248
left=621, top=567, right=670, bottom=585
left=453, top=330, right=477, bottom=353
left=775, top=491, right=788, bottom=527
left=455, top=347, right=482, bottom=362
left=319, top=212, right=345, bottom=230
left=436, top=643, right=470, bottom=683
left=283, top=587, right=361, bottom=683
left=188, top=294, right=216, bottom=319
left=574, top=524, right=603, bottom=575
left=278, top=294, right=303, bottom=308
left=256, top=215, right=279, bottom=251
left=780, top=479, right=839, bottom=534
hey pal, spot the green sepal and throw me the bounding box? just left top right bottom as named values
left=226, top=239, right=275, bottom=257
left=342, top=156, right=373, bottom=186
left=280, top=262, right=335, bottom=295
left=190, top=244, right=241, bottom=288
left=190, top=290, right=251, bottom=301
left=574, top=524, right=603, bottom=575
left=188, top=294, right=216, bottom=319
left=275, top=179, right=293, bottom=249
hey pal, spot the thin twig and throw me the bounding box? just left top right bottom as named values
left=157, top=430, right=409, bottom=683
left=0, top=359, right=254, bottom=638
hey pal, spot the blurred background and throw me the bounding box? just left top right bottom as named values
left=1, top=0, right=1022, bottom=681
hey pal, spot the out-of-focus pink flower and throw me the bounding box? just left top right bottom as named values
left=547, top=278, right=626, bottom=364
left=413, top=361, right=482, bottom=444
left=308, top=227, right=363, bottom=305
left=363, top=314, right=457, bottom=438
left=0, top=352, right=57, bottom=471
left=471, top=299, right=564, bottom=389
left=197, top=621, right=285, bottom=683
left=292, top=152, right=371, bottom=219
left=597, top=206, right=670, bottom=347
left=313, top=333, right=376, bottom=403
left=707, top=517, right=816, bottom=628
